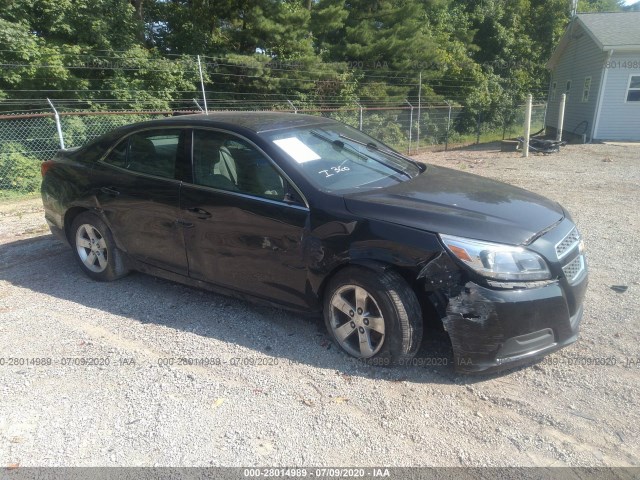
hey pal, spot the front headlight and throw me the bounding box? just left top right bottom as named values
left=440, top=234, right=551, bottom=281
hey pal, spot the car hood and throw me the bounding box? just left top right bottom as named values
left=343, top=165, right=564, bottom=245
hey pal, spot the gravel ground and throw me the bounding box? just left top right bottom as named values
left=0, top=143, right=638, bottom=467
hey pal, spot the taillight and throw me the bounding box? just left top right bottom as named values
left=41, top=160, right=54, bottom=177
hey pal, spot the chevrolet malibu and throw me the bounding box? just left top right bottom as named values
left=41, top=112, right=588, bottom=373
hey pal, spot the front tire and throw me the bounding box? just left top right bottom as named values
left=71, top=212, right=129, bottom=282
left=323, top=266, right=423, bottom=363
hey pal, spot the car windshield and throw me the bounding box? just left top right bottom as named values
left=262, top=123, right=423, bottom=193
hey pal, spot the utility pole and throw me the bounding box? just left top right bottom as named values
left=404, top=100, right=414, bottom=154
left=445, top=101, right=452, bottom=151
left=557, top=93, right=566, bottom=142
left=197, top=55, right=208, bottom=115
left=47, top=98, right=65, bottom=150
left=417, top=71, right=422, bottom=152
left=523, top=94, right=532, bottom=158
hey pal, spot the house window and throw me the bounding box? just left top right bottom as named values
left=565, top=80, right=571, bottom=100
left=627, top=75, right=640, bottom=102
left=582, top=77, right=591, bottom=102
left=551, top=82, right=557, bottom=101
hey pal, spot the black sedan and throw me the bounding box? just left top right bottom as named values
left=41, top=112, right=588, bottom=373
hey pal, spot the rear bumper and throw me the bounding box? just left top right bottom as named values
left=42, top=187, right=69, bottom=246
left=443, top=271, right=588, bottom=374
left=46, top=218, right=70, bottom=247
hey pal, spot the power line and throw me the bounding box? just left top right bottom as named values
left=0, top=48, right=544, bottom=78
left=0, top=60, right=537, bottom=86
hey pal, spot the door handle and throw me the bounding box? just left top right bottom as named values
left=176, top=219, right=194, bottom=228
left=100, top=186, right=120, bottom=197
left=186, top=207, right=212, bottom=219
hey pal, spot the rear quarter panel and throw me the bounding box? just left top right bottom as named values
left=41, top=153, right=100, bottom=238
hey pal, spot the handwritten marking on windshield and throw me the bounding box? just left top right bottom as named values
left=318, top=166, right=350, bottom=178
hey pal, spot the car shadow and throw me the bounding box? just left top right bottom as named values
left=0, top=234, right=528, bottom=385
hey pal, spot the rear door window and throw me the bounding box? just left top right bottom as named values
left=103, top=129, right=184, bottom=180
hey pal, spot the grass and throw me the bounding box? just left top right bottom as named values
left=0, top=190, right=40, bottom=203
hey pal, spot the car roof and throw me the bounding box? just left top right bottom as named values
left=163, top=111, right=332, bottom=133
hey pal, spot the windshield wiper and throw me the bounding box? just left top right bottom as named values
left=309, top=130, right=411, bottom=179
left=337, top=134, right=425, bottom=172
left=309, top=130, right=367, bottom=161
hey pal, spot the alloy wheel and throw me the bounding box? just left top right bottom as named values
left=75, top=224, right=108, bottom=273
left=329, top=284, right=385, bottom=358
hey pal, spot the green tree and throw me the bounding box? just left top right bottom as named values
left=577, top=0, right=624, bottom=12
left=0, top=0, right=632, bottom=122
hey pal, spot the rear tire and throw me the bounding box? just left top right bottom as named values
left=70, top=212, right=129, bottom=282
left=323, top=266, right=423, bottom=364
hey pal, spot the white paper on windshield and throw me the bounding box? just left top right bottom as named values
left=273, top=137, right=321, bottom=163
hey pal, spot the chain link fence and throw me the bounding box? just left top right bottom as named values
left=0, top=115, right=57, bottom=194
left=307, top=103, right=547, bottom=154
left=0, top=111, right=179, bottom=196
left=0, top=103, right=545, bottom=197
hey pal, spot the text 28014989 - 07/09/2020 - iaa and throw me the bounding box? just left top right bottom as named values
left=40, top=112, right=588, bottom=373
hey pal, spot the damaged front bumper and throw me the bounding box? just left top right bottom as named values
left=423, top=219, right=589, bottom=374
left=443, top=277, right=587, bottom=373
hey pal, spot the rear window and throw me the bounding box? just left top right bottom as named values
left=103, top=129, right=183, bottom=179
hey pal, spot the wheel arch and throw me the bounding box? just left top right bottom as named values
left=63, top=206, right=90, bottom=243
left=320, top=260, right=425, bottom=361
left=317, top=260, right=425, bottom=312
left=64, top=206, right=126, bottom=252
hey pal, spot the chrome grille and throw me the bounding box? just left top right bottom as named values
left=555, top=227, right=580, bottom=260
left=562, top=255, right=585, bottom=283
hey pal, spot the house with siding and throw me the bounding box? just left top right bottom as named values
left=546, top=12, right=640, bottom=141
left=623, top=1, right=640, bottom=12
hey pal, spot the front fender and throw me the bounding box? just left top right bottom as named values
left=306, top=217, right=442, bottom=308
